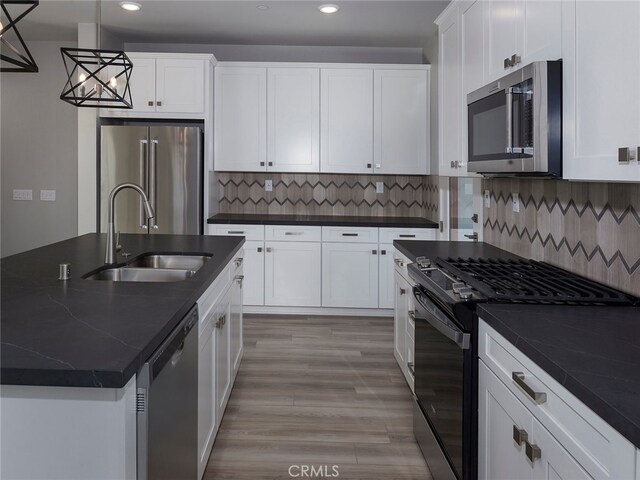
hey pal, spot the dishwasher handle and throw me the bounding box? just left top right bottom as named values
left=148, top=305, right=198, bottom=383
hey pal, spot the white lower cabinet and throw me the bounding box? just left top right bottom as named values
left=197, top=254, right=244, bottom=480
left=479, top=320, right=637, bottom=480
left=322, top=242, right=379, bottom=308
left=264, top=241, right=321, bottom=307
left=378, top=244, right=395, bottom=309
left=242, top=241, right=265, bottom=306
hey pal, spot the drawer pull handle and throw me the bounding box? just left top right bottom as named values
left=512, top=425, right=528, bottom=446
left=372, top=249, right=377, bottom=255
left=228, top=231, right=244, bottom=234
left=408, top=310, right=415, bottom=322
left=285, top=231, right=304, bottom=235
left=342, top=233, right=358, bottom=237
left=234, top=257, right=243, bottom=267
left=525, top=441, right=541, bottom=463
left=235, top=274, right=244, bottom=287
left=266, top=247, right=272, bottom=253
left=399, top=234, right=416, bottom=238
left=394, top=258, right=405, bottom=267
left=512, top=372, right=547, bottom=404
left=407, top=362, right=415, bottom=377
left=257, top=247, right=263, bottom=253
left=380, top=250, right=387, bottom=255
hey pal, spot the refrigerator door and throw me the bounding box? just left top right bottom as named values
left=148, top=126, right=202, bottom=235
left=100, top=125, right=151, bottom=234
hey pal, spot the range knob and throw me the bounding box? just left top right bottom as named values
left=458, top=288, right=473, bottom=300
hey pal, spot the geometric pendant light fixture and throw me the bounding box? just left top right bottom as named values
left=0, top=0, right=39, bottom=73
left=59, top=0, right=133, bottom=108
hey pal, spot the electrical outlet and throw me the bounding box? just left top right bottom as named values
left=40, top=190, right=56, bottom=201
left=13, top=189, right=32, bottom=201
left=484, top=190, right=491, bottom=208
left=265, top=180, right=273, bottom=192
left=376, top=182, right=384, bottom=194
left=512, top=193, right=520, bottom=213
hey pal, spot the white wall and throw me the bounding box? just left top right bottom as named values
left=124, top=43, right=425, bottom=64
left=1, top=41, right=79, bottom=257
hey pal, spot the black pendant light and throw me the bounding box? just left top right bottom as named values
left=59, top=0, right=133, bottom=109
left=0, top=0, right=39, bottom=73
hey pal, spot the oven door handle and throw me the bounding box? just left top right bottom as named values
left=413, top=288, right=471, bottom=350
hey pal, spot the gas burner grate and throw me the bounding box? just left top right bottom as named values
left=435, top=257, right=636, bottom=305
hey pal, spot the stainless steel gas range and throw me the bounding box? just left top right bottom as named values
left=408, top=257, right=637, bottom=480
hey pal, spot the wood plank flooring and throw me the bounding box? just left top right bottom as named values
left=204, top=315, right=432, bottom=480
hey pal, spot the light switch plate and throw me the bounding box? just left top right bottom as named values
left=13, top=189, right=32, bottom=201
left=512, top=193, right=520, bottom=213
left=484, top=190, right=491, bottom=208
left=265, top=179, right=273, bottom=192
left=40, top=190, right=56, bottom=201
left=376, top=182, right=384, bottom=194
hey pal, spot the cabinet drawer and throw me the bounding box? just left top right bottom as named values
left=479, top=320, right=636, bottom=480
left=208, top=224, right=265, bottom=241
left=265, top=225, right=321, bottom=242
left=322, top=226, right=378, bottom=243
left=379, top=228, right=437, bottom=243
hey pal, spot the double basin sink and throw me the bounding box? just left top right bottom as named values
left=84, top=254, right=211, bottom=283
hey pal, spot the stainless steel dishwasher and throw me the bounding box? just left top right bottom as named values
left=137, top=305, right=198, bottom=480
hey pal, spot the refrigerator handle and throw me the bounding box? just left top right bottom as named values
left=139, top=139, right=149, bottom=230
left=149, top=139, right=159, bottom=230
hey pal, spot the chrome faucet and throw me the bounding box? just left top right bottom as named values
left=105, top=183, right=155, bottom=265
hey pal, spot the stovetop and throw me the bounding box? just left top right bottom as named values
left=408, top=256, right=637, bottom=309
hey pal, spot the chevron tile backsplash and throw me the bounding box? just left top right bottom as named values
left=483, top=178, right=640, bottom=296
left=218, top=173, right=439, bottom=221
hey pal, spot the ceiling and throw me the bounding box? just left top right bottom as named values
left=13, top=0, right=449, bottom=48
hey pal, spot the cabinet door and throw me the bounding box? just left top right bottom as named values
left=563, top=1, right=640, bottom=182
left=378, top=244, right=395, bottom=309
left=197, top=316, right=216, bottom=479
left=267, top=68, right=320, bottom=172
left=393, top=271, right=408, bottom=369
left=478, top=360, right=533, bottom=480
left=320, top=68, right=374, bottom=173
left=230, top=272, right=243, bottom=375
left=438, top=7, right=462, bottom=177
left=531, top=418, right=593, bottom=480
left=321, top=243, right=379, bottom=308
left=155, top=58, right=205, bottom=114
left=264, top=241, right=321, bottom=307
left=242, top=241, right=265, bottom=306
left=519, top=1, right=561, bottom=66
left=374, top=69, right=429, bottom=175
left=215, top=292, right=232, bottom=423
left=461, top=1, right=485, bottom=95
left=214, top=67, right=267, bottom=172
left=124, top=56, right=156, bottom=113
left=485, top=1, right=520, bottom=81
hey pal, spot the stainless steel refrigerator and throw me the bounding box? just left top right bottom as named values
left=99, top=121, right=203, bottom=235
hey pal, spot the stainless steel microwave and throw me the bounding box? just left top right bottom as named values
left=466, top=60, right=562, bottom=176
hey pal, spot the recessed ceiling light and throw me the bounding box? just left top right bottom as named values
left=119, top=1, right=141, bottom=12
left=318, top=4, right=339, bottom=14
left=256, top=4, right=269, bottom=10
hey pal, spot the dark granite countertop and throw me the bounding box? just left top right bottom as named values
left=393, top=239, right=521, bottom=263
left=1, top=233, right=244, bottom=389
left=478, top=304, right=640, bottom=449
left=207, top=213, right=438, bottom=229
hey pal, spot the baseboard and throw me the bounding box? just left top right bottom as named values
left=243, top=305, right=394, bottom=317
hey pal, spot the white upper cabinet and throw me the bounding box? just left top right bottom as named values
left=461, top=1, right=485, bottom=96
left=125, top=57, right=156, bottom=114
left=320, top=68, right=374, bottom=174
left=106, top=53, right=208, bottom=117
left=267, top=67, right=320, bottom=172
left=155, top=58, right=205, bottom=114
left=562, top=0, right=640, bottom=182
left=214, top=66, right=267, bottom=172
left=485, top=0, right=561, bottom=83
left=374, top=68, right=430, bottom=175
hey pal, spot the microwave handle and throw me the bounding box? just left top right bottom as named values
left=505, top=87, right=514, bottom=154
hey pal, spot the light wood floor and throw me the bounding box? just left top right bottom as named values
left=204, top=315, right=432, bottom=480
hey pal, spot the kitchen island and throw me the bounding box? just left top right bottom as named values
left=1, top=233, right=244, bottom=480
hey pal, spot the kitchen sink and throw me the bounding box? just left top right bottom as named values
left=84, top=267, right=196, bottom=282
left=126, top=254, right=211, bottom=271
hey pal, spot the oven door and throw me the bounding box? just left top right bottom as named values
left=413, top=286, right=472, bottom=480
